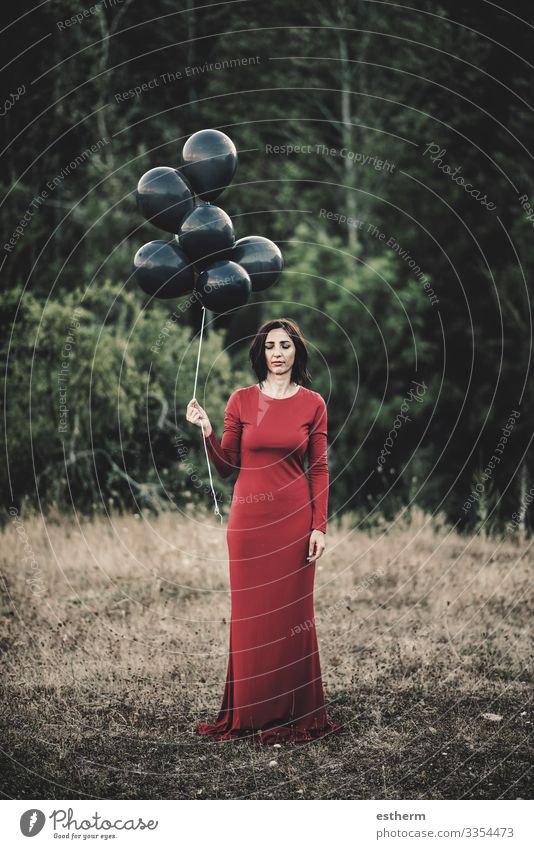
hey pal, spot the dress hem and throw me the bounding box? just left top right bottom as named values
left=195, top=718, right=343, bottom=745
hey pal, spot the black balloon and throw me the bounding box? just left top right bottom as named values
left=228, top=235, right=283, bottom=291
left=177, top=204, right=235, bottom=272
left=132, top=240, right=195, bottom=299
left=196, top=260, right=251, bottom=312
left=181, top=129, right=237, bottom=203
left=136, top=166, right=195, bottom=233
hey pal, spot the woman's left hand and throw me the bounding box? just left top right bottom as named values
left=307, top=529, right=326, bottom=562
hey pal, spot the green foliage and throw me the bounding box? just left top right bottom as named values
left=2, top=281, right=248, bottom=517
left=2, top=0, right=533, bottom=534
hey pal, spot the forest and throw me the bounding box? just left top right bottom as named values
left=2, top=0, right=533, bottom=536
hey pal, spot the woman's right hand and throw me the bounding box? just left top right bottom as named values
left=186, top=398, right=212, bottom=437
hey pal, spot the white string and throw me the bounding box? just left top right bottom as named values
left=194, top=306, right=223, bottom=525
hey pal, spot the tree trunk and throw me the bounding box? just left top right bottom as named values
left=338, top=30, right=358, bottom=254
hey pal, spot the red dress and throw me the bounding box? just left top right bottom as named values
left=196, top=383, right=342, bottom=744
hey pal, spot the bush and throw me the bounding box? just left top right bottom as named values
left=1, top=280, right=248, bottom=520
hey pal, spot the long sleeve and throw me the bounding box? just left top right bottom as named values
left=307, top=396, right=329, bottom=533
left=204, top=390, right=242, bottom=479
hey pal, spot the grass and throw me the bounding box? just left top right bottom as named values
left=0, top=505, right=531, bottom=799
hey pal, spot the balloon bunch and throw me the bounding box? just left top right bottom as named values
left=132, top=129, right=284, bottom=313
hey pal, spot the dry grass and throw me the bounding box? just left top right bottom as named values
left=0, top=505, right=532, bottom=799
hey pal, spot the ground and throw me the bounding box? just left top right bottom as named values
left=0, top=507, right=531, bottom=799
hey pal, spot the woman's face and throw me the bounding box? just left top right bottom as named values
left=264, top=328, right=296, bottom=379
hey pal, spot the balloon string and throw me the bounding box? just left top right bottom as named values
left=192, top=304, right=205, bottom=401
left=194, top=306, right=224, bottom=525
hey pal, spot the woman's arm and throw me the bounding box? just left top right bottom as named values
left=307, top=396, right=329, bottom=534
left=204, top=390, right=242, bottom=479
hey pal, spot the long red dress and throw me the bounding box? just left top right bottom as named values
left=196, top=383, right=342, bottom=745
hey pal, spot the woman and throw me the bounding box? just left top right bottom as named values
left=186, top=318, right=342, bottom=744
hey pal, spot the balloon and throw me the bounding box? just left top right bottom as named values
left=136, top=166, right=195, bottom=233
left=181, top=129, right=237, bottom=202
left=196, top=260, right=251, bottom=312
left=132, top=240, right=195, bottom=299
left=177, top=204, right=235, bottom=272
left=228, top=235, right=283, bottom=291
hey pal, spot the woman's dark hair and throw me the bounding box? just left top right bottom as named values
left=249, top=318, right=312, bottom=386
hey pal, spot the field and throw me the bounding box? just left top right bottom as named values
left=0, top=506, right=531, bottom=800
